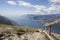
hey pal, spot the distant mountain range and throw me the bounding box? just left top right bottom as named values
left=0, top=15, right=18, bottom=25
left=11, top=14, right=60, bottom=27
left=25, top=14, right=60, bottom=34
left=26, top=14, right=60, bottom=23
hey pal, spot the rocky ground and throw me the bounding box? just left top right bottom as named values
left=0, top=24, right=60, bottom=40
left=52, top=33, right=60, bottom=40
left=0, top=26, right=46, bottom=40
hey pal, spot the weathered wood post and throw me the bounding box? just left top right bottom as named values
left=45, top=19, right=60, bottom=35
left=45, top=23, right=52, bottom=35
left=48, top=26, right=51, bottom=35
left=45, top=26, right=47, bottom=31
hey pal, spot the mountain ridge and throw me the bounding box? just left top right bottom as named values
left=0, top=15, right=18, bottom=25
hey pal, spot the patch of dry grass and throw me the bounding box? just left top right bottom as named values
left=0, top=24, right=38, bottom=33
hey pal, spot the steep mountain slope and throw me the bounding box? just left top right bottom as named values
left=0, top=15, right=18, bottom=25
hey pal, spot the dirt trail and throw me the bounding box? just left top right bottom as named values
left=0, top=28, right=46, bottom=40
left=29, top=30, right=45, bottom=40
left=20, top=29, right=45, bottom=40
left=29, top=32, right=40, bottom=40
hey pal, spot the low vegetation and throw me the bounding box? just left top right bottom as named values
left=45, top=34, right=50, bottom=40
left=0, top=24, right=38, bottom=33
left=0, top=24, right=39, bottom=40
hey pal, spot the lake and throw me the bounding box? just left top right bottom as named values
left=12, top=16, right=60, bottom=34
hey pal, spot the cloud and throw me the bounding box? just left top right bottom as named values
left=0, top=10, right=29, bottom=18
left=6, top=1, right=17, bottom=6
left=6, top=0, right=60, bottom=15
left=17, top=1, right=46, bottom=12
left=33, top=5, right=46, bottom=12
left=35, top=5, right=60, bottom=15
left=18, top=1, right=33, bottom=7
left=49, top=0, right=60, bottom=3
left=40, top=0, right=59, bottom=15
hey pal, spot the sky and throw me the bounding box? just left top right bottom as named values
left=0, top=0, right=60, bottom=17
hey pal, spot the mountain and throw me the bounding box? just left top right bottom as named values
left=26, top=14, right=60, bottom=23
left=25, top=14, right=60, bottom=34
left=0, top=15, right=18, bottom=25
left=5, top=14, right=60, bottom=34
left=12, top=14, right=60, bottom=27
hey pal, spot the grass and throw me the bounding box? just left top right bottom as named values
left=0, top=24, right=38, bottom=33
left=45, top=34, right=50, bottom=40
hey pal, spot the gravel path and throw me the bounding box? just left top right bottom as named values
left=29, top=32, right=40, bottom=40
left=1, top=29, right=46, bottom=40
left=29, top=30, right=45, bottom=40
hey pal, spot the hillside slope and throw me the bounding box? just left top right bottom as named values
left=0, top=15, right=18, bottom=25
